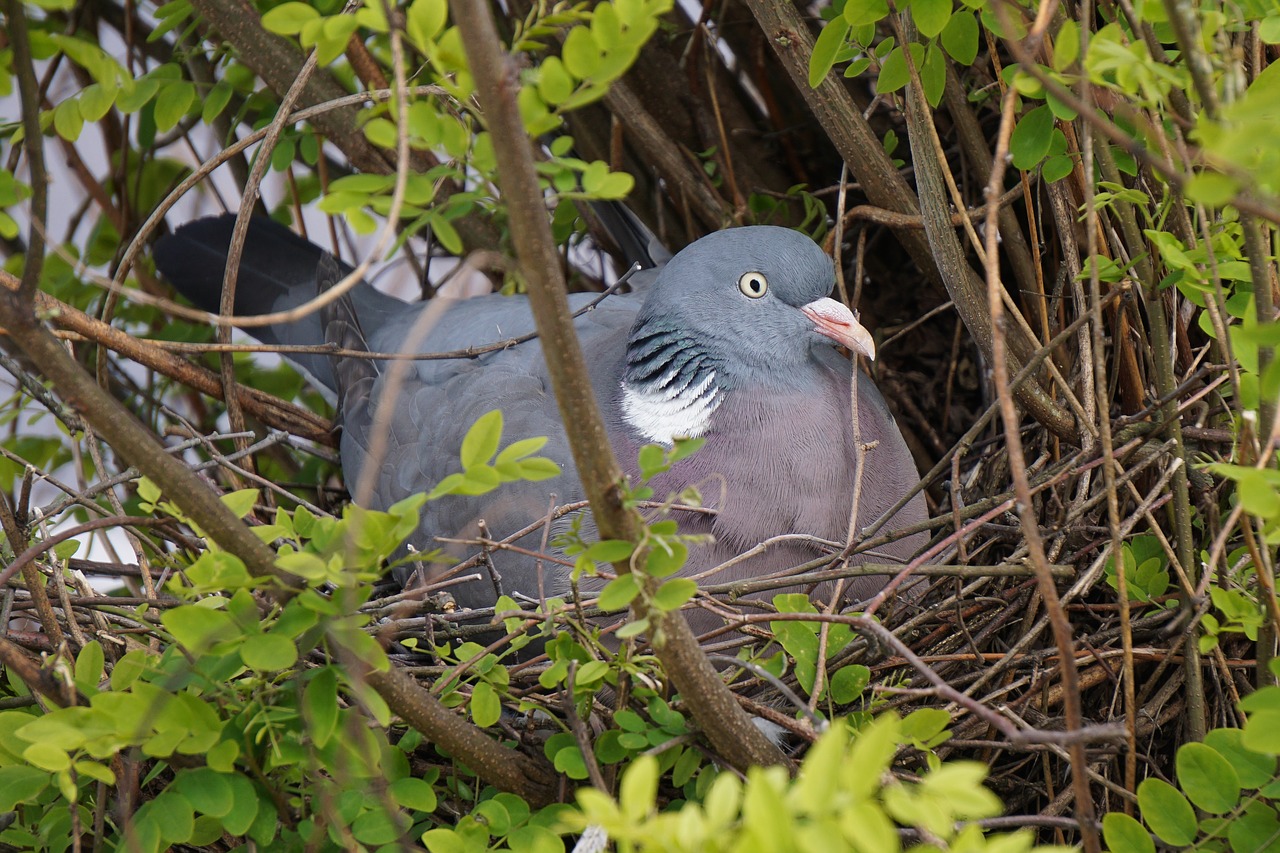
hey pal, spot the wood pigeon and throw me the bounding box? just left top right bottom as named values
left=155, top=216, right=927, bottom=620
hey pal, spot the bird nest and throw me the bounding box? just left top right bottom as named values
left=3, top=282, right=1234, bottom=838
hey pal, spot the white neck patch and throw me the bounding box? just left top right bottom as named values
left=620, top=371, right=722, bottom=445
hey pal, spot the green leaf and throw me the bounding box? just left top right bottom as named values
left=575, top=660, right=610, bottom=686
left=275, top=550, right=330, bottom=581
left=460, top=410, right=503, bottom=468
left=941, top=11, right=978, bottom=65
left=1009, top=104, right=1055, bottom=170
left=423, top=828, right=469, bottom=853
left=1053, top=19, right=1079, bottom=70
left=74, top=760, right=115, bottom=785
left=615, top=617, right=649, bottom=638
left=391, top=776, right=438, bottom=813
left=495, top=436, right=548, bottom=466
left=645, top=540, right=687, bottom=577
left=470, top=681, right=501, bottom=727
left=0, top=766, right=50, bottom=811
left=590, top=170, right=633, bottom=199
left=355, top=4, right=389, bottom=31
left=187, top=551, right=253, bottom=591
left=79, top=84, right=116, bottom=122
left=586, top=540, right=635, bottom=564
left=362, top=117, right=397, bottom=150
left=458, top=464, right=501, bottom=495
left=1185, top=171, right=1239, bottom=207
left=23, top=742, right=70, bottom=772
left=52, top=538, right=80, bottom=561
left=1136, top=778, right=1196, bottom=845
left=774, top=593, right=818, bottom=614
left=659, top=743, right=695, bottom=786
left=407, top=0, right=448, bottom=49
left=240, top=633, right=298, bottom=673
left=877, top=44, right=924, bottom=95
left=1243, top=709, right=1280, bottom=754
left=162, top=605, right=239, bottom=654
left=116, top=77, right=159, bottom=114
left=172, top=768, right=235, bottom=818
left=508, top=826, right=562, bottom=853
left=921, top=41, right=946, bottom=108
left=598, top=573, right=641, bottom=611
left=74, top=640, right=104, bottom=691
left=562, top=27, right=601, bottom=80
left=539, top=56, right=575, bottom=105
left=352, top=809, right=401, bottom=846
left=829, top=664, right=871, bottom=704
left=651, top=578, right=696, bottom=611
left=220, top=488, right=259, bottom=519
left=53, top=99, right=84, bottom=141
left=430, top=213, right=463, bottom=254
left=900, top=707, right=951, bottom=743
left=847, top=714, right=900, bottom=799
left=1239, top=472, right=1280, bottom=518
left=1260, top=15, right=1280, bottom=43
left=638, top=445, right=667, bottom=478
left=202, top=81, right=234, bottom=124
left=153, top=80, right=194, bottom=132
left=620, top=755, right=659, bottom=822
left=810, top=19, right=851, bottom=88
left=473, top=800, right=511, bottom=839
left=304, top=666, right=340, bottom=749
left=426, top=472, right=466, bottom=500
left=136, top=476, right=161, bottom=505
left=844, top=57, right=873, bottom=78
left=206, top=740, right=238, bottom=774
left=261, top=2, right=320, bottom=35
left=1206, top=728, right=1277, bottom=786
left=552, top=743, right=589, bottom=779
left=595, top=730, right=629, bottom=764
left=1102, top=813, right=1153, bottom=853
left=911, top=0, right=952, bottom=39
left=669, top=436, right=704, bottom=464
left=1229, top=801, right=1280, bottom=853
left=843, top=0, right=889, bottom=27
left=315, top=16, right=358, bottom=65
left=109, top=649, right=148, bottom=691
left=1176, top=741, right=1241, bottom=814
left=221, top=774, right=261, bottom=836
left=1046, top=91, right=1077, bottom=120
left=1042, top=154, right=1074, bottom=184
left=580, top=160, right=615, bottom=196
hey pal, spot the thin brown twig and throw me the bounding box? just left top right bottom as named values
left=983, top=0, right=1098, bottom=847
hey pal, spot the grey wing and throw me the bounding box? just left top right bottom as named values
left=339, top=288, right=639, bottom=606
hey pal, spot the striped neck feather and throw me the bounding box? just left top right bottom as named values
left=621, top=326, right=725, bottom=445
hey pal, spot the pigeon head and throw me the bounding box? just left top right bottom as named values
left=620, top=226, right=875, bottom=444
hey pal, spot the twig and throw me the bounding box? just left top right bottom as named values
left=450, top=0, right=787, bottom=771
left=981, top=2, right=1098, bottom=848
left=4, top=0, right=47, bottom=303
left=564, top=662, right=609, bottom=792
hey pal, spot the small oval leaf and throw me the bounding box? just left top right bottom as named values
left=1136, top=778, right=1197, bottom=846
left=1102, top=812, right=1154, bottom=853
left=1176, top=741, right=1241, bottom=814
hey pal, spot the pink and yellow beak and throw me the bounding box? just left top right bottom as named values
left=801, top=297, right=876, bottom=361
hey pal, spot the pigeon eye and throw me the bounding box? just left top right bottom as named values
left=738, top=272, right=768, bottom=299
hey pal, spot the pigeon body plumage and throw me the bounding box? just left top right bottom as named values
left=156, top=215, right=927, bottom=618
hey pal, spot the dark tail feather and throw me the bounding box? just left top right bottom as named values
left=155, top=215, right=336, bottom=317
left=155, top=215, right=404, bottom=393
left=587, top=201, right=671, bottom=270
